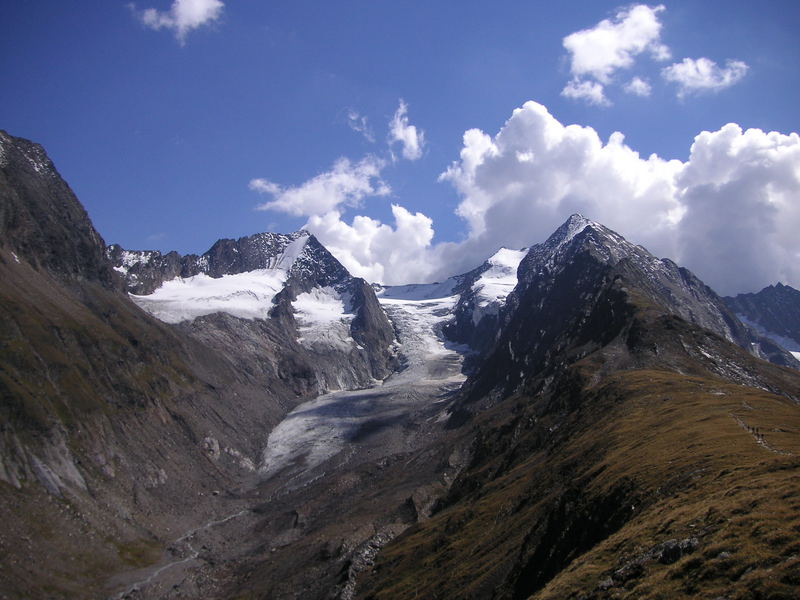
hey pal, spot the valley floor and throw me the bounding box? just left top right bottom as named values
left=106, top=291, right=468, bottom=599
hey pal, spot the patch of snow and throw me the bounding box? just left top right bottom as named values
left=558, top=214, right=592, bottom=247
left=737, top=313, right=800, bottom=354
left=132, top=234, right=312, bottom=324
left=275, top=234, right=309, bottom=269
left=23, top=146, right=49, bottom=175
left=11, top=252, right=20, bottom=264
left=375, top=278, right=459, bottom=301
left=131, top=270, right=287, bottom=323
left=473, top=247, right=527, bottom=312
left=293, top=287, right=355, bottom=351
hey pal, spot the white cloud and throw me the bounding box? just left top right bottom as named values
left=662, top=57, right=748, bottom=97
left=346, top=110, right=374, bottom=143
left=440, top=101, right=800, bottom=295
left=305, top=206, right=436, bottom=284
left=131, top=0, right=224, bottom=44
left=675, top=124, right=800, bottom=293
left=562, top=4, right=669, bottom=85
left=439, top=101, right=683, bottom=262
left=253, top=100, right=800, bottom=294
left=388, top=100, right=425, bottom=161
left=561, top=79, right=609, bottom=106
left=250, top=156, right=389, bottom=217
left=624, top=76, right=652, bottom=97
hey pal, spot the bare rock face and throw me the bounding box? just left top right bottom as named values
left=459, top=214, right=797, bottom=409
left=724, top=283, right=800, bottom=364
left=0, top=129, right=119, bottom=289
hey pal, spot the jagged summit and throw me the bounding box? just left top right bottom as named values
left=725, top=282, right=800, bottom=360
left=108, top=229, right=349, bottom=296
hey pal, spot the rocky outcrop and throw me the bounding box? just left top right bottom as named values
left=0, top=129, right=119, bottom=289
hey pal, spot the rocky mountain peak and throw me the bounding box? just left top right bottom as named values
left=724, top=282, right=800, bottom=360
left=0, top=130, right=119, bottom=288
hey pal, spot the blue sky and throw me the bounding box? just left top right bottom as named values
left=2, top=1, right=800, bottom=293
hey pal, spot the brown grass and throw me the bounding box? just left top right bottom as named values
left=358, top=368, right=800, bottom=600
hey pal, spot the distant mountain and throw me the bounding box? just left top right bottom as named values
left=725, top=283, right=800, bottom=361
left=374, top=245, right=528, bottom=367
left=110, top=229, right=397, bottom=392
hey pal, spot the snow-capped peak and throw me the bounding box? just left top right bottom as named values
left=473, top=247, right=527, bottom=309
left=129, top=231, right=315, bottom=324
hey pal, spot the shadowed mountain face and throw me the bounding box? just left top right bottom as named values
left=1, top=130, right=799, bottom=600
left=358, top=216, right=800, bottom=600
left=725, top=283, right=800, bottom=358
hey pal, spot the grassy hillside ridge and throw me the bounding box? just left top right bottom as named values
left=357, top=277, right=800, bottom=600
left=358, top=365, right=800, bottom=599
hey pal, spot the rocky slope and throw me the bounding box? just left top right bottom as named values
left=357, top=215, right=800, bottom=600
left=725, top=283, right=800, bottom=360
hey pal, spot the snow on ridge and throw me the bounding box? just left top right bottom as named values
left=130, top=232, right=315, bottom=324
left=473, top=247, right=527, bottom=310
left=293, top=287, right=355, bottom=351
left=265, top=232, right=310, bottom=271
left=559, top=214, right=592, bottom=247
left=375, top=278, right=459, bottom=301
left=737, top=313, right=800, bottom=355
left=130, top=270, right=288, bottom=324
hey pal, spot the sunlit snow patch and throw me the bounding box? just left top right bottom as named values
left=131, top=270, right=288, bottom=323
left=472, top=247, right=526, bottom=317
left=293, top=287, right=355, bottom=351
left=130, top=234, right=309, bottom=323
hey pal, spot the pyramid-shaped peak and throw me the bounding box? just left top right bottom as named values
left=544, top=213, right=603, bottom=250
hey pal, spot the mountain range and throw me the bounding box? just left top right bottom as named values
left=1, top=129, right=799, bottom=599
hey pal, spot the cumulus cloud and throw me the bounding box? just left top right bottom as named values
left=130, top=0, right=224, bottom=44
left=305, top=206, right=436, bottom=284
left=624, top=76, right=652, bottom=97
left=439, top=101, right=800, bottom=294
left=250, top=156, right=389, bottom=217
left=561, top=3, right=669, bottom=104
left=561, top=79, right=609, bottom=105
left=346, top=110, right=374, bottom=143
left=254, top=100, right=800, bottom=294
left=662, top=57, right=749, bottom=97
left=439, top=101, right=684, bottom=264
left=563, top=3, right=668, bottom=82
left=389, top=100, right=425, bottom=161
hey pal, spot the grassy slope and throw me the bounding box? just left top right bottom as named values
left=358, top=298, right=800, bottom=600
